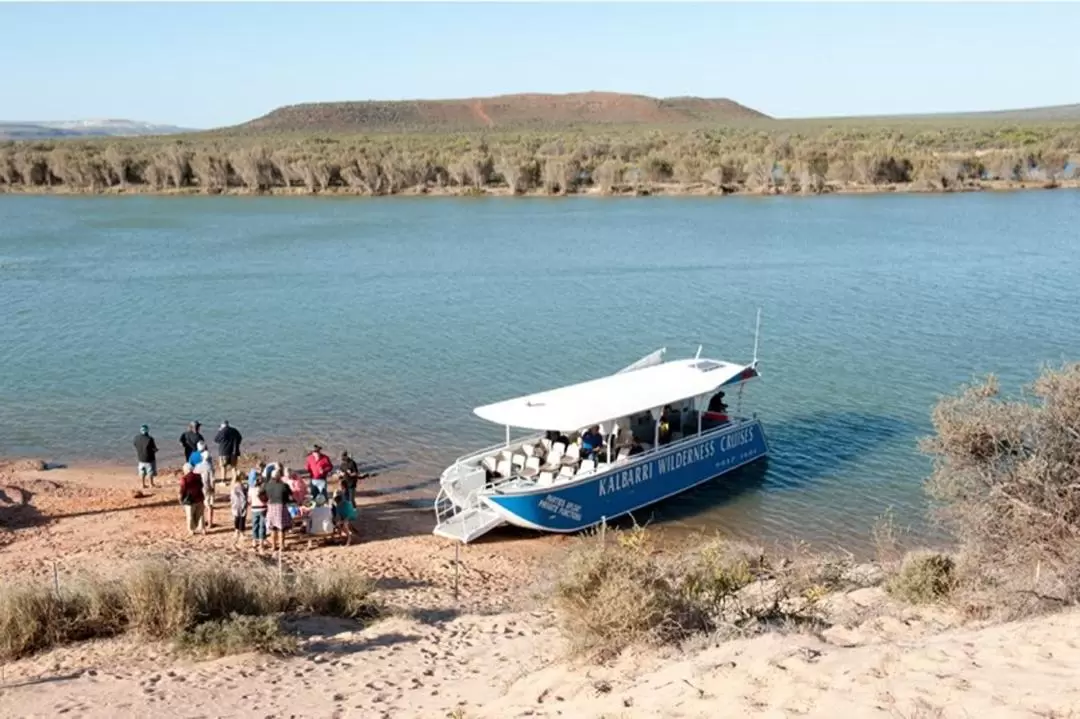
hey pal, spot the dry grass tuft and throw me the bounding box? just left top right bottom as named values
left=0, top=561, right=381, bottom=661
left=552, top=526, right=842, bottom=660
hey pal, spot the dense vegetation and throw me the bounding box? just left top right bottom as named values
left=1, top=120, right=1078, bottom=196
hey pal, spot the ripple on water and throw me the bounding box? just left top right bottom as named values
left=1, top=192, right=1078, bottom=552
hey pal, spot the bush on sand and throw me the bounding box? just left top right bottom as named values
left=921, top=364, right=1080, bottom=615
left=552, top=526, right=847, bottom=660
left=0, top=561, right=381, bottom=661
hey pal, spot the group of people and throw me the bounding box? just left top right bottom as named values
left=134, top=421, right=364, bottom=550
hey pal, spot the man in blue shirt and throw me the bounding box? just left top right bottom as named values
left=581, top=426, right=604, bottom=458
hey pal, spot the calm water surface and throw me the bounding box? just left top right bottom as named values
left=2, top=192, right=1078, bottom=551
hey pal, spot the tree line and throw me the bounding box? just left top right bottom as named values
left=1, top=123, right=1077, bottom=195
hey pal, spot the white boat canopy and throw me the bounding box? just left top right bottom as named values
left=473, top=357, right=758, bottom=432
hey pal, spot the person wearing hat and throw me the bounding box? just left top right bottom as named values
left=179, top=421, right=204, bottom=464
left=305, top=445, right=333, bottom=500
left=214, top=420, right=243, bottom=483
left=133, top=424, right=159, bottom=489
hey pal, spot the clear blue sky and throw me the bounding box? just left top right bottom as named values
left=3, top=2, right=1079, bottom=128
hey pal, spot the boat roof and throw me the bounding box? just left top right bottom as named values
left=473, top=357, right=758, bottom=431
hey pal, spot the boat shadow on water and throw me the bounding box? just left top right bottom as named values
left=472, top=411, right=917, bottom=544
left=637, top=410, right=919, bottom=528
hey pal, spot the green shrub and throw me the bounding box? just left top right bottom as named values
left=886, top=551, right=956, bottom=604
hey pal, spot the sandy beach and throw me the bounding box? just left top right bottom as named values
left=2, top=460, right=1079, bottom=718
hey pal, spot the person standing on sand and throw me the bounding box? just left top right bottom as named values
left=248, top=476, right=269, bottom=551
left=264, top=470, right=293, bottom=552
left=305, top=445, right=333, bottom=500
left=339, top=450, right=360, bottom=502
left=133, top=424, right=159, bottom=489
left=214, top=420, right=243, bottom=483
left=178, top=463, right=206, bottom=535
left=230, top=473, right=248, bottom=547
left=192, top=441, right=216, bottom=528
left=180, top=421, right=204, bottom=464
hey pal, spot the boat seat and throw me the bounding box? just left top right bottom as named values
left=495, top=459, right=513, bottom=478
left=511, top=454, right=526, bottom=471
left=615, top=447, right=630, bottom=462
left=564, top=444, right=581, bottom=462
left=540, top=438, right=553, bottom=452
left=522, top=444, right=536, bottom=458
left=577, top=458, right=596, bottom=474
left=557, top=465, right=575, bottom=480
left=481, top=456, right=498, bottom=474
left=552, top=442, right=566, bottom=456
left=521, top=456, right=541, bottom=478
left=536, top=470, right=555, bottom=487
left=498, top=450, right=513, bottom=463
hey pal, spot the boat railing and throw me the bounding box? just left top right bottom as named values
left=478, top=416, right=757, bottom=495
left=434, top=473, right=521, bottom=538
left=446, top=431, right=547, bottom=473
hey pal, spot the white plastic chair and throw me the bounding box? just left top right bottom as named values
left=557, top=465, right=575, bottom=481
left=521, top=456, right=541, bottom=478
left=542, top=445, right=564, bottom=471
left=512, top=454, right=526, bottom=472
left=496, top=459, right=513, bottom=478
left=616, top=447, right=630, bottom=462
left=481, top=456, right=498, bottom=473
left=564, top=443, right=581, bottom=463
left=522, top=444, right=536, bottom=458
left=540, top=438, right=553, bottom=452
left=578, top=458, right=596, bottom=474
left=552, top=442, right=566, bottom=456
left=537, top=470, right=555, bottom=486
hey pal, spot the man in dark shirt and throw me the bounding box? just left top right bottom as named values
left=214, top=420, right=243, bottom=482
left=180, top=421, right=204, bottom=464
left=340, top=450, right=360, bottom=502
left=133, top=424, right=159, bottom=489
left=178, top=462, right=206, bottom=535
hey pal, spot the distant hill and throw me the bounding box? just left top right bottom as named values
left=223, top=92, right=770, bottom=134
left=0, top=119, right=194, bottom=140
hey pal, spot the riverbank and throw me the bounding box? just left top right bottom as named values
left=2, top=460, right=1079, bottom=717
left=2, top=177, right=1079, bottom=199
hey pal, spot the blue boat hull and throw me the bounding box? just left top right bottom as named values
left=482, top=419, right=769, bottom=532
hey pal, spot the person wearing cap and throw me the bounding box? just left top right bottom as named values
left=180, top=421, right=204, bottom=464
left=305, top=445, right=333, bottom=500
left=190, top=441, right=216, bottom=528
left=133, top=424, right=159, bottom=489
left=214, top=420, right=243, bottom=483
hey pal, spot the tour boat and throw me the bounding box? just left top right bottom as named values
left=432, top=316, right=769, bottom=544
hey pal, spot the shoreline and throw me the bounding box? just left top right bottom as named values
left=2, top=177, right=1078, bottom=199
left=2, top=460, right=1078, bottom=717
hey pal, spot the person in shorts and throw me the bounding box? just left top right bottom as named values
left=214, top=420, right=243, bottom=482
left=133, top=424, right=159, bottom=489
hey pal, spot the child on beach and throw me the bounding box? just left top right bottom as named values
left=230, top=474, right=248, bottom=547
left=248, top=476, right=269, bottom=551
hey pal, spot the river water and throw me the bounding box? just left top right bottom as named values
left=2, top=191, right=1077, bottom=550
